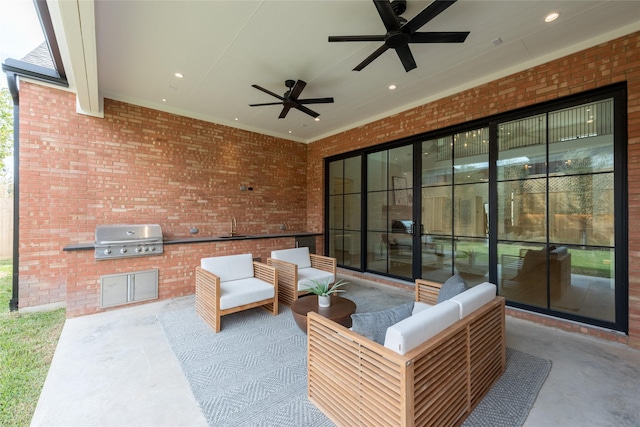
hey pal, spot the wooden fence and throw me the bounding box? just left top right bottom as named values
left=0, top=197, right=13, bottom=258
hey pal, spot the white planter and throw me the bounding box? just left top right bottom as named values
left=318, top=295, right=331, bottom=307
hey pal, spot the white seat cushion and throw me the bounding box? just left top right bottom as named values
left=219, top=277, right=275, bottom=310
left=271, top=247, right=312, bottom=269
left=201, top=254, right=254, bottom=282
left=384, top=300, right=459, bottom=355
left=449, top=282, right=496, bottom=318
left=297, top=267, right=335, bottom=291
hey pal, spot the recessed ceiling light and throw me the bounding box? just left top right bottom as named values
left=234, top=118, right=238, bottom=121
left=162, top=98, right=167, bottom=102
left=314, top=117, right=320, bottom=122
left=174, top=72, right=184, bottom=78
left=545, top=12, right=559, bottom=23
left=389, top=84, right=397, bottom=90
left=288, top=130, right=292, bottom=134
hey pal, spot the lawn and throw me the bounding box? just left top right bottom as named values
left=0, top=258, right=66, bottom=427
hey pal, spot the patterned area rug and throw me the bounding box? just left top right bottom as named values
left=158, top=283, right=550, bottom=427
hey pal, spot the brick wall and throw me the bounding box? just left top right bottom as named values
left=19, top=88, right=309, bottom=316
left=307, top=32, right=640, bottom=348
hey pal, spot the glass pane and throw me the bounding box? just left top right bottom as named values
left=548, top=99, right=613, bottom=144
left=368, top=231, right=389, bottom=274
left=453, top=127, right=489, bottom=184
left=344, top=194, right=361, bottom=230
left=388, top=145, right=412, bottom=190
left=329, top=195, right=343, bottom=229
left=498, top=242, right=547, bottom=308
left=328, top=229, right=341, bottom=264
left=549, top=174, right=614, bottom=246
left=334, top=231, right=361, bottom=268
left=498, top=114, right=546, bottom=180
left=422, top=137, right=452, bottom=186
left=367, top=151, right=388, bottom=192
left=367, top=191, right=388, bottom=231
left=422, top=186, right=452, bottom=235
left=497, top=178, right=546, bottom=242
left=455, top=238, right=489, bottom=286
left=454, top=183, right=488, bottom=238
left=557, top=247, right=614, bottom=322
left=344, top=156, right=362, bottom=192
left=328, top=160, right=343, bottom=195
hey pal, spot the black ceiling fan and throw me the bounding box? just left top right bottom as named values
left=249, top=79, right=334, bottom=119
left=328, top=0, right=470, bottom=72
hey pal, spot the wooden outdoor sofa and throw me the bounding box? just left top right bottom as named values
left=307, top=279, right=506, bottom=427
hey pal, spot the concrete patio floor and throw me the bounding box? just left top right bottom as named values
left=30, top=287, right=640, bottom=426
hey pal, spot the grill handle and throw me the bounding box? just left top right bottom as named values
left=97, top=238, right=160, bottom=245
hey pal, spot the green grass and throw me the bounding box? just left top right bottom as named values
left=0, top=258, right=66, bottom=427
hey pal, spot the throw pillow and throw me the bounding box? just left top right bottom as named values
left=437, top=274, right=467, bottom=303
left=350, top=302, right=414, bottom=345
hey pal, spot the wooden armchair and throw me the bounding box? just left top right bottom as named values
left=196, top=253, right=278, bottom=333
left=267, top=247, right=336, bottom=306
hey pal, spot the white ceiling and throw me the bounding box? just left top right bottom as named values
left=48, top=0, right=640, bottom=143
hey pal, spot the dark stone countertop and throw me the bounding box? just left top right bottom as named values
left=63, top=231, right=322, bottom=251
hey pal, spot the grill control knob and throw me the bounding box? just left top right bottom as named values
left=103, top=248, right=111, bottom=255
left=120, top=247, right=127, bottom=254
left=149, top=246, right=156, bottom=252
left=135, top=247, right=142, bottom=253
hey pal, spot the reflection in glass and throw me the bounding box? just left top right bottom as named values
left=498, top=242, right=548, bottom=309
left=497, top=179, right=547, bottom=242
left=453, top=128, right=489, bottom=185
left=455, top=238, right=489, bottom=286
left=422, top=137, right=452, bottom=186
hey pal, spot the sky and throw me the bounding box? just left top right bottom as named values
left=0, top=0, right=45, bottom=88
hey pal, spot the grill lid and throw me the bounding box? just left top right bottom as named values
left=95, top=224, right=163, bottom=244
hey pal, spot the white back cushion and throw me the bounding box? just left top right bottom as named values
left=270, top=247, right=312, bottom=269
left=297, top=268, right=335, bottom=291
left=384, top=300, right=459, bottom=355
left=201, top=254, right=254, bottom=282
left=449, top=282, right=496, bottom=318
left=412, top=301, right=431, bottom=315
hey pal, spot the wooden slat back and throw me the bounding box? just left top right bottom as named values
left=415, top=279, right=442, bottom=305
left=310, top=253, right=337, bottom=275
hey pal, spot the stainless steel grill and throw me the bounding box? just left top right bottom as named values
left=95, top=224, right=163, bottom=260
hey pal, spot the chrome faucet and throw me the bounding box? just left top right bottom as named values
left=230, top=218, right=237, bottom=236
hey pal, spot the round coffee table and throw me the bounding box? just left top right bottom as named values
left=290, top=295, right=357, bottom=333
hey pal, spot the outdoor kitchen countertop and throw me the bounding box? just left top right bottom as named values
left=63, top=231, right=321, bottom=251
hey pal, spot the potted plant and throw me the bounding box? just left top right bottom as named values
left=303, top=278, right=349, bottom=307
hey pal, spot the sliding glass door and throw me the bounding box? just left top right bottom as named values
left=325, top=84, right=626, bottom=332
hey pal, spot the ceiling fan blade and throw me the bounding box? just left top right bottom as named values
left=396, top=45, right=417, bottom=72
left=328, top=35, right=386, bottom=42
left=373, top=0, right=401, bottom=32
left=295, top=105, right=320, bottom=118
left=289, top=80, right=307, bottom=100
left=297, top=97, right=334, bottom=105
left=249, top=102, right=285, bottom=107
left=403, top=0, right=458, bottom=34
left=251, top=84, right=285, bottom=101
left=409, top=31, right=469, bottom=43
left=353, top=44, right=390, bottom=71
left=278, top=106, right=291, bottom=119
